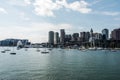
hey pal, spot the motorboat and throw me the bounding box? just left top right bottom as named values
left=1, top=51, right=6, bottom=53
left=41, top=51, right=49, bottom=54
left=10, top=52, right=16, bottom=55
left=5, top=48, right=11, bottom=51
left=48, top=48, right=53, bottom=51
left=41, top=48, right=49, bottom=54
left=36, top=49, right=40, bottom=52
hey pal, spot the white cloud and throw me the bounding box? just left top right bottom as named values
left=33, top=0, right=62, bottom=17
left=67, top=0, right=92, bottom=13
left=0, top=23, right=99, bottom=42
left=24, top=0, right=31, bottom=5
left=0, top=7, right=7, bottom=14
left=90, top=0, right=103, bottom=5
left=19, top=12, right=30, bottom=21
left=33, top=0, right=92, bottom=17
left=101, top=11, right=120, bottom=16
left=0, top=22, right=75, bottom=43
left=9, top=0, right=31, bottom=6
left=92, top=11, right=120, bottom=16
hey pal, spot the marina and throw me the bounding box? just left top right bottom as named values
left=0, top=47, right=120, bottom=80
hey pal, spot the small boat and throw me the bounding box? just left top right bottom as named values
left=25, top=48, right=28, bottom=51
left=48, top=48, right=52, bottom=50
left=17, top=41, right=23, bottom=50
left=36, top=49, right=40, bottom=52
left=1, top=51, right=6, bottom=53
left=110, top=49, right=117, bottom=52
left=5, top=49, right=11, bottom=51
left=10, top=41, right=16, bottom=55
left=10, top=52, right=16, bottom=55
left=36, top=47, right=40, bottom=52
left=41, top=51, right=49, bottom=54
left=41, top=48, right=49, bottom=54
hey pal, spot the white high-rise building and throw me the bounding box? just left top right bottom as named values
left=54, top=32, right=59, bottom=44
left=60, top=29, right=65, bottom=44
left=102, top=29, right=109, bottom=40
left=48, top=31, right=54, bottom=44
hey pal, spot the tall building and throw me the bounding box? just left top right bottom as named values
left=65, top=34, right=71, bottom=42
left=111, top=28, right=120, bottom=40
left=102, top=28, right=109, bottom=40
left=90, top=28, right=93, bottom=38
left=94, top=33, right=102, bottom=40
left=60, top=29, right=65, bottom=44
left=89, top=28, right=95, bottom=47
left=86, top=32, right=90, bottom=41
left=80, top=32, right=90, bottom=42
left=54, top=32, right=59, bottom=44
left=72, top=33, right=79, bottom=41
left=48, top=31, right=54, bottom=44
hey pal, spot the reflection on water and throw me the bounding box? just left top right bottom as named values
left=0, top=47, right=120, bottom=80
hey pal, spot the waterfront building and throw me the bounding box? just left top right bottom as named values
left=54, top=32, right=59, bottom=44
left=0, top=39, right=30, bottom=46
left=65, top=34, right=72, bottom=42
left=102, top=28, right=109, bottom=40
left=80, top=32, right=90, bottom=42
left=48, top=31, right=54, bottom=45
left=86, top=32, right=90, bottom=41
left=60, top=29, right=65, bottom=44
left=80, top=32, right=86, bottom=42
left=111, top=28, right=120, bottom=40
left=72, top=33, right=79, bottom=41
left=89, top=28, right=95, bottom=47
left=94, top=33, right=102, bottom=40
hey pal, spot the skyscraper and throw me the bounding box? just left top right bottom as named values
left=65, top=34, right=71, bottom=42
left=111, top=28, right=120, bottom=40
left=54, top=32, right=59, bottom=44
left=80, top=32, right=90, bottom=42
left=90, top=28, right=93, bottom=37
left=48, top=31, right=54, bottom=44
left=60, top=29, right=65, bottom=44
left=94, top=33, right=102, bottom=40
left=72, top=33, right=79, bottom=41
left=89, top=28, right=95, bottom=47
left=102, top=29, right=109, bottom=40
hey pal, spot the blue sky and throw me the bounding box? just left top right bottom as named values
left=0, top=0, right=120, bottom=43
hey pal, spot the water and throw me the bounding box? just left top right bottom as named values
left=0, top=47, right=120, bottom=80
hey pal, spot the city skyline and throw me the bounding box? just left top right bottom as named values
left=0, top=0, right=120, bottom=43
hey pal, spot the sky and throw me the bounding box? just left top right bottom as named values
left=0, top=0, right=120, bottom=43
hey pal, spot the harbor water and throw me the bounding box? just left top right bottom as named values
left=0, top=47, right=120, bottom=80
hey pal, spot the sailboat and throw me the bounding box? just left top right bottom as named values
left=36, top=48, right=40, bottom=52
left=41, top=48, right=49, bottom=54
left=17, top=41, right=23, bottom=50
left=4, top=47, right=11, bottom=51
left=10, top=41, right=16, bottom=55
left=1, top=50, right=6, bottom=53
left=1, top=46, right=6, bottom=53
left=110, top=42, right=117, bottom=52
left=89, top=39, right=96, bottom=51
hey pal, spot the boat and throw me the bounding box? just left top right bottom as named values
left=17, top=41, right=23, bottom=50
left=10, top=52, right=16, bottom=55
left=1, top=51, right=6, bottom=53
left=10, top=41, right=16, bottom=55
left=25, top=48, right=28, bottom=51
left=88, top=47, right=97, bottom=51
left=41, top=48, right=49, bottom=54
left=110, top=49, right=117, bottom=52
left=48, top=48, right=52, bottom=50
left=5, top=48, right=11, bottom=51
left=36, top=48, right=40, bottom=52
left=41, top=51, right=49, bottom=54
